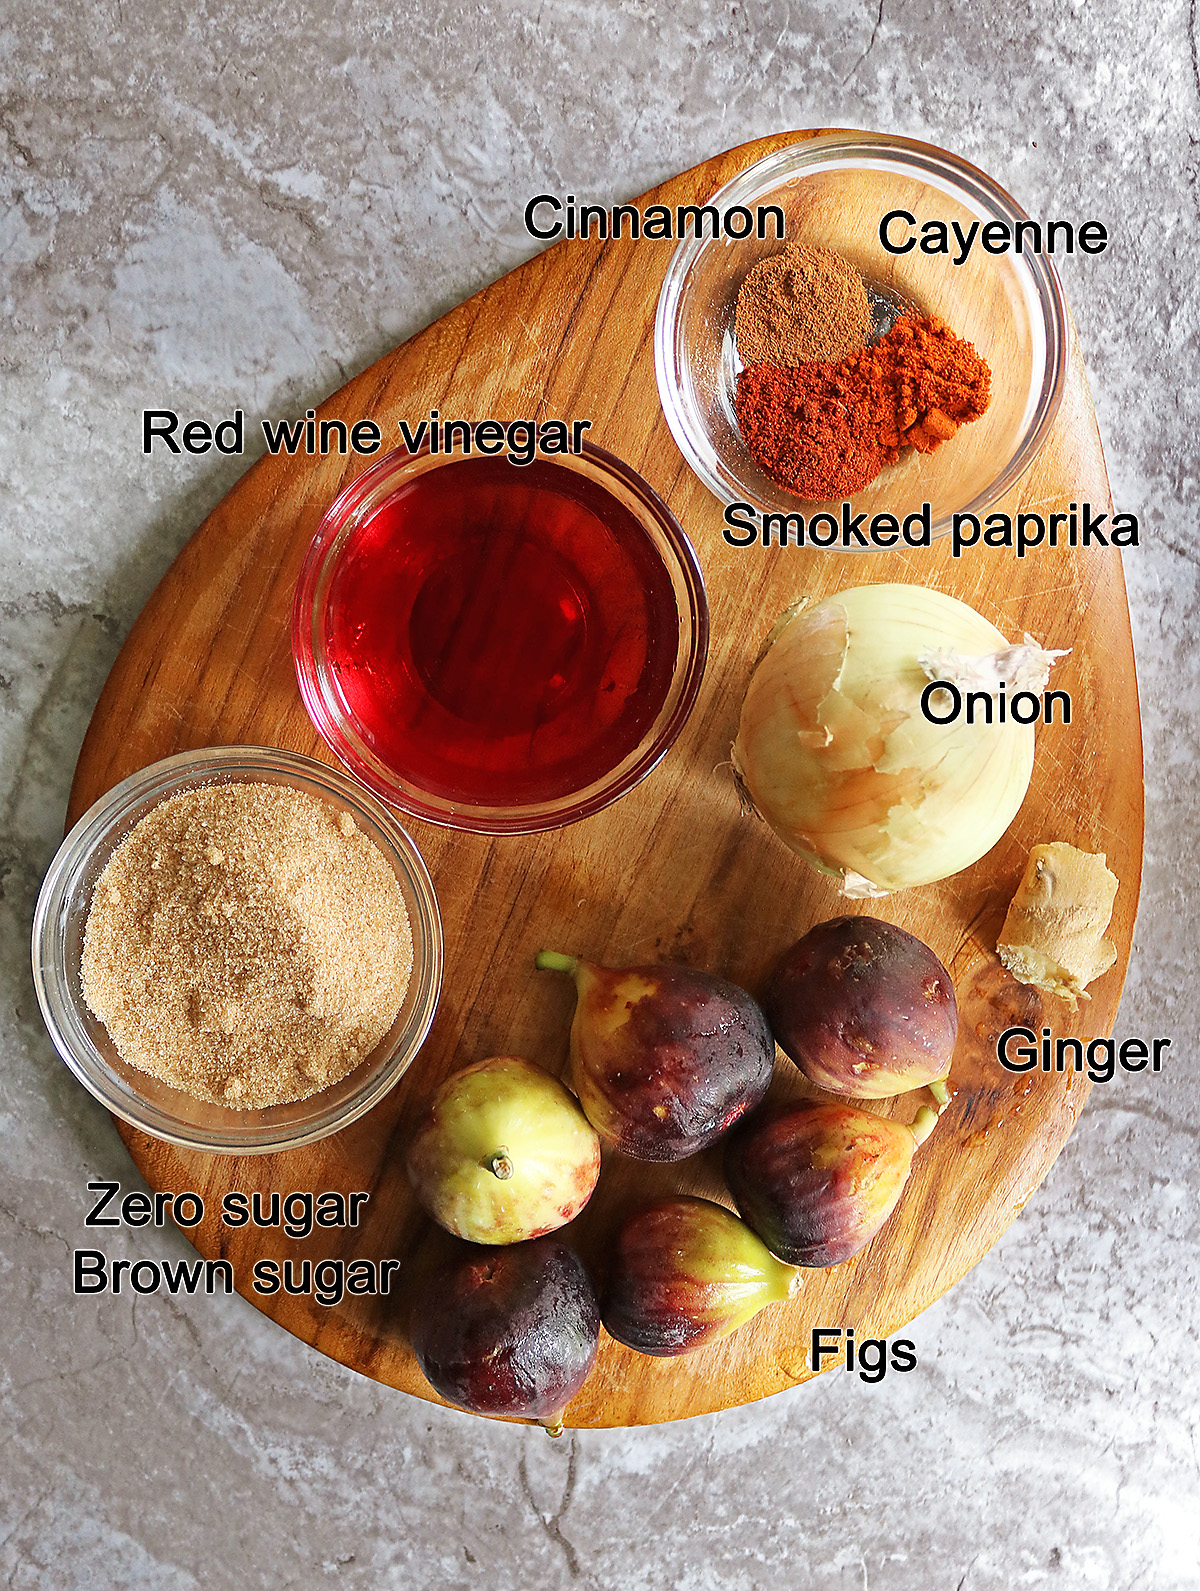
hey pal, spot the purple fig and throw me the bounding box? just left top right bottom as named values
left=410, top=1235, right=599, bottom=1435
left=406, top=1056, right=601, bottom=1245
left=724, top=1098, right=938, bottom=1267
left=603, top=1196, right=799, bottom=1356
left=764, top=917, right=957, bottom=1102
left=535, top=951, right=774, bottom=1161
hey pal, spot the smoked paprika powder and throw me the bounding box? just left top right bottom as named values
left=736, top=314, right=992, bottom=501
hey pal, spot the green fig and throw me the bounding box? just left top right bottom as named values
left=406, top=1055, right=600, bottom=1244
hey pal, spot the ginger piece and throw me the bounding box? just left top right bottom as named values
left=997, top=842, right=1119, bottom=1010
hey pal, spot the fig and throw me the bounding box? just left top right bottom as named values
left=406, top=1055, right=600, bottom=1245
left=410, top=1235, right=599, bottom=1435
left=763, top=916, right=957, bottom=1102
left=535, top=951, right=774, bottom=1161
left=603, top=1196, right=799, bottom=1356
left=724, top=1099, right=938, bottom=1267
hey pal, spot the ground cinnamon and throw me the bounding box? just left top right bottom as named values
left=734, top=243, right=873, bottom=366
left=735, top=314, right=991, bottom=500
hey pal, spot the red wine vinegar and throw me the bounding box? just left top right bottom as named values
left=324, top=455, right=680, bottom=809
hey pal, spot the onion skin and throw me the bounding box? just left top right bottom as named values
left=724, top=1100, right=935, bottom=1267
left=405, top=1056, right=601, bottom=1245
left=764, top=917, right=958, bottom=1099
left=731, top=584, right=1037, bottom=893
left=411, top=1236, right=599, bottom=1434
left=602, top=1197, right=798, bottom=1356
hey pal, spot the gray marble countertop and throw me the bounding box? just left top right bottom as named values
left=4, top=3, right=1198, bottom=1586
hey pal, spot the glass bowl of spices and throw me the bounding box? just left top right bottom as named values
left=32, top=746, right=443, bottom=1155
left=293, top=438, right=709, bottom=833
left=655, top=132, right=1069, bottom=536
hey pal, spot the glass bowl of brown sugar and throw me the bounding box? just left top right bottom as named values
left=655, top=132, right=1069, bottom=537
left=32, top=746, right=443, bottom=1155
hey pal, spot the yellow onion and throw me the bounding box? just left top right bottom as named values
left=730, top=584, right=1065, bottom=894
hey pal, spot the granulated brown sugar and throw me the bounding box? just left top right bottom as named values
left=734, top=243, right=873, bottom=367
left=81, top=783, right=413, bottom=1108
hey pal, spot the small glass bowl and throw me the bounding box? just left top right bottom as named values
left=655, top=132, right=1069, bottom=534
left=32, top=746, right=443, bottom=1155
left=292, top=441, right=709, bottom=834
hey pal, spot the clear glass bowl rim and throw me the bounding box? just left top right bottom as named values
left=31, top=745, right=444, bottom=1155
left=292, top=438, right=710, bottom=834
left=654, top=130, right=1071, bottom=532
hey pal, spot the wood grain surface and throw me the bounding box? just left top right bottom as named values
left=67, top=130, right=1144, bottom=1428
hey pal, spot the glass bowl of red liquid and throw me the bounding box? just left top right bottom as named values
left=655, top=132, right=1069, bottom=536
left=293, top=441, right=709, bottom=833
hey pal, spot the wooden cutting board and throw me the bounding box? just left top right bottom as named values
left=68, top=130, right=1143, bottom=1428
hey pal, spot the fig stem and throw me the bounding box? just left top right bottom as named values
left=535, top=950, right=579, bottom=976
left=539, top=1413, right=565, bottom=1438
left=908, top=1105, right=939, bottom=1147
left=929, top=1075, right=951, bottom=1110
left=486, top=1149, right=514, bottom=1180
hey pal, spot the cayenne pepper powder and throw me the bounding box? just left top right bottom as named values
left=736, top=314, right=992, bottom=501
